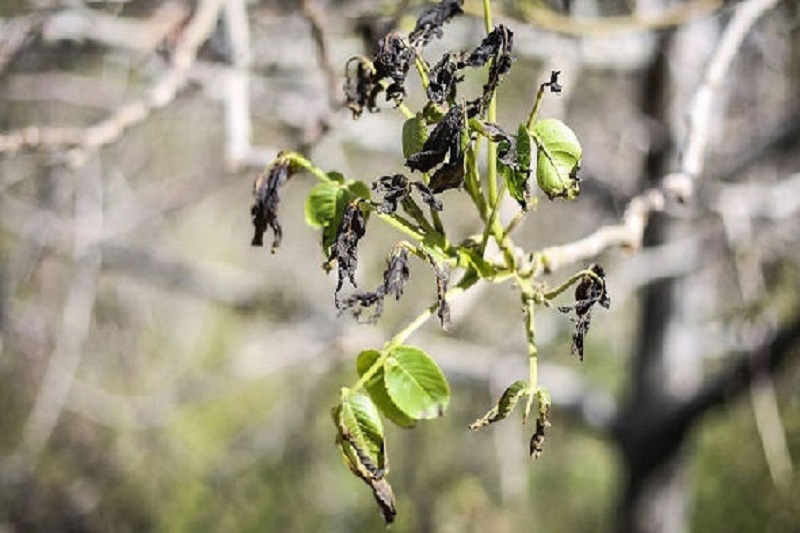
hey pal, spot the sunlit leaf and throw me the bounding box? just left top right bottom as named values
left=357, top=350, right=416, bottom=428
left=469, top=380, right=529, bottom=430
left=305, top=182, right=338, bottom=228
left=384, top=345, right=450, bottom=419
left=402, top=115, right=428, bottom=159
left=533, top=118, right=582, bottom=200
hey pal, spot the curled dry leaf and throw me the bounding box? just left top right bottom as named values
left=409, top=0, right=464, bottom=47
left=330, top=201, right=368, bottom=305
left=251, top=158, right=295, bottom=252
left=558, top=264, right=611, bottom=360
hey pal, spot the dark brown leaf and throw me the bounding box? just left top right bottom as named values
left=558, top=264, right=610, bottom=360
left=529, top=401, right=551, bottom=461
left=409, top=0, right=464, bottom=48
left=250, top=159, right=295, bottom=252
left=330, top=201, right=368, bottom=305
left=339, top=246, right=411, bottom=322
left=406, top=103, right=463, bottom=173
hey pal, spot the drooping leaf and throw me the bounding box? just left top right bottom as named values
left=464, top=24, right=514, bottom=115
left=384, top=345, right=450, bottom=420
left=529, top=389, right=552, bottom=461
left=427, top=52, right=464, bottom=104
left=334, top=391, right=397, bottom=523
left=469, top=380, right=529, bottom=430
left=558, top=264, right=610, bottom=360
left=357, top=350, right=416, bottom=428
left=330, top=201, right=368, bottom=305
left=533, top=118, right=582, bottom=200
left=251, top=158, right=296, bottom=252
left=406, top=103, right=464, bottom=173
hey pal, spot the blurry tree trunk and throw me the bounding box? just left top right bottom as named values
left=614, top=31, right=690, bottom=533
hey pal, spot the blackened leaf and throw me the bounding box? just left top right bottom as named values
left=330, top=201, right=368, bottom=304
left=374, top=32, right=414, bottom=105
left=464, top=25, right=514, bottom=114
left=533, top=118, right=582, bottom=200
left=411, top=182, right=443, bottom=212
left=429, top=151, right=465, bottom=193
left=469, top=380, right=529, bottom=430
left=357, top=349, right=416, bottom=428
left=251, top=159, right=295, bottom=252
left=529, top=389, right=552, bottom=461
left=370, top=479, right=397, bottom=524
left=384, top=345, right=450, bottom=420
left=427, top=52, right=464, bottom=104
left=372, top=174, right=411, bottom=214
left=409, top=0, right=464, bottom=47
left=402, top=115, right=429, bottom=159
left=543, top=69, right=563, bottom=93
left=558, top=264, right=610, bottom=360
left=344, top=57, right=379, bottom=118
left=406, top=103, right=464, bottom=173
left=383, top=247, right=410, bottom=300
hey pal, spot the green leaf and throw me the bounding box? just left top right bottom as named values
left=327, top=171, right=346, bottom=184
left=402, top=115, right=428, bottom=158
left=305, top=182, right=338, bottom=228
left=384, top=345, right=450, bottom=420
left=333, top=390, right=397, bottom=524
left=347, top=180, right=371, bottom=201
left=533, top=118, right=582, bottom=200
left=357, top=350, right=416, bottom=428
left=469, top=380, right=529, bottom=430
left=456, top=248, right=498, bottom=280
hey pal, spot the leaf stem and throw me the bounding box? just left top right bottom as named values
left=482, top=0, right=499, bottom=208
left=526, top=84, right=547, bottom=130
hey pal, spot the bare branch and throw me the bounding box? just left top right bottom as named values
left=63, top=0, right=226, bottom=168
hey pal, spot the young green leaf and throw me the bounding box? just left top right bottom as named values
left=334, top=390, right=397, bottom=523
left=402, top=115, right=429, bottom=159
left=533, top=118, right=582, bottom=200
left=384, top=345, right=450, bottom=420
left=305, top=182, right=338, bottom=228
left=357, top=350, right=416, bottom=428
left=469, top=380, right=529, bottom=430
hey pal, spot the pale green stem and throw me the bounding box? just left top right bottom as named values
left=541, top=268, right=600, bottom=301
left=520, top=282, right=538, bottom=423
left=398, top=102, right=415, bottom=119
left=526, top=84, right=547, bottom=130
left=349, top=276, right=477, bottom=395
left=482, top=0, right=499, bottom=207
left=414, top=54, right=430, bottom=89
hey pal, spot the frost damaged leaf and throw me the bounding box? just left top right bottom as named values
left=434, top=262, right=451, bottom=328
left=251, top=158, right=299, bottom=252
left=533, top=118, right=582, bottom=200
left=469, top=380, right=529, bottom=430
left=340, top=246, right=410, bottom=322
left=384, top=345, right=450, bottom=420
left=344, top=33, right=414, bottom=117
left=427, top=52, right=464, bottom=104
left=372, top=175, right=442, bottom=215
left=406, top=103, right=463, bottom=173
left=330, top=200, right=368, bottom=304
left=529, top=389, right=552, bottom=461
left=334, top=391, right=397, bottom=524
left=465, top=25, right=514, bottom=114
left=357, top=349, right=416, bottom=428
left=558, top=264, right=610, bottom=360
left=409, top=0, right=464, bottom=48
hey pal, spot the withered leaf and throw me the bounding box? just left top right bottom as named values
left=370, top=478, right=397, bottom=524
left=340, top=246, right=410, bottom=323
left=558, top=264, right=610, bottom=360
left=374, top=32, right=414, bottom=104
left=412, top=182, right=443, bottom=211
left=429, top=151, right=465, bottom=193
left=465, top=25, right=514, bottom=115
left=344, top=57, right=380, bottom=118
left=427, top=52, right=464, bottom=104
left=469, top=380, right=528, bottom=430
left=544, top=69, right=563, bottom=94
left=251, top=159, right=295, bottom=252
left=330, top=201, right=368, bottom=305
left=529, top=400, right=551, bottom=461
left=409, top=0, right=464, bottom=48
left=406, top=103, right=464, bottom=173
left=372, top=174, right=411, bottom=214
left=434, top=262, right=451, bottom=329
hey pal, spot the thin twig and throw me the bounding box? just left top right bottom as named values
left=63, top=0, right=226, bottom=168
left=19, top=161, right=103, bottom=462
